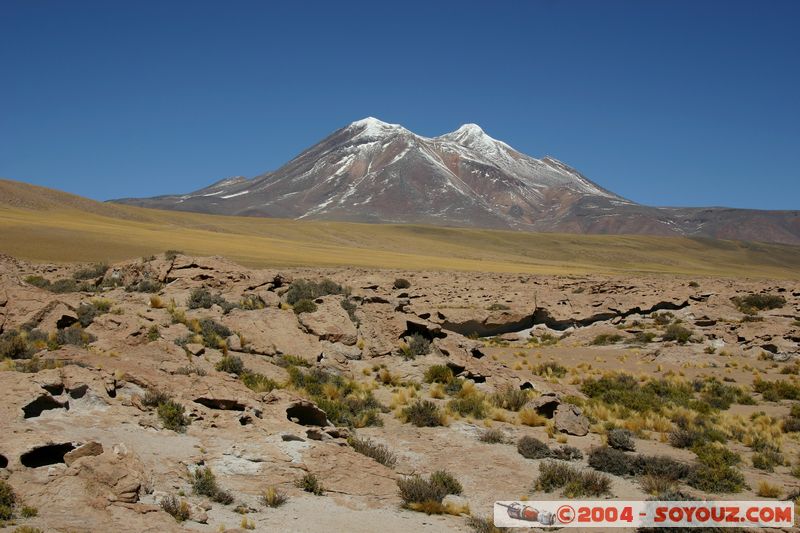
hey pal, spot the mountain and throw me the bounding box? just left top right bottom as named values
left=113, top=118, right=800, bottom=245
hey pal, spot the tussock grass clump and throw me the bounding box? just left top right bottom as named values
left=160, top=494, right=190, bottom=522
left=261, top=487, right=288, bottom=507
left=297, top=472, right=324, bottom=495
left=466, top=516, right=501, bottom=533
left=487, top=303, right=510, bottom=310
left=518, top=408, right=548, bottom=426
left=591, top=333, right=623, bottom=346
left=491, top=384, right=529, bottom=411
left=532, top=361, right=567, bottom=378
left=285, top=279, right=347, bottom=305
left=0, top=479, right=17, bottom=520
left=732, top=293, right=785, bottom=314
left=397, top=470, right=463, bottom=514
left=157, top=400, right=190, bottom=432
left=0, top=330, right=32, bottom=360
left=479, top=428, right=508, bottom=444
left=607, top=428, right=636, bottom=451
left=165, top=249, right=183, bottom=260
left=146, top=325, right=160, bottom=342
left=348, top=436, right=397, bottom=468
left=424, top=364, right=454, bottom=384
left=448, top=394, right=487, bottom=419
left=215, top=355, right=245, bottom=375
left=639, top=474, right=677, bottom=495
left=633, top=331, right=657, bottom=344
left=756, top=481, right=783, bottom=498
left=142, top=389, right=171, bottom=408
left=534, top=461, right=611, bottom=497
left=402, top=399, right=445, bottom=427
left=192, top=467, right=234, bottom=504
left=292, top=299, right=317, bottom=314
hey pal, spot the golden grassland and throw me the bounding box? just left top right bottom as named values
left=1, top=178, right=799, bottom=277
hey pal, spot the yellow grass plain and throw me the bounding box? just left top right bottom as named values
left=1, top=179, right=799, bottom=278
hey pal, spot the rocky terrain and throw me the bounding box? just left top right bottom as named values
left=113, top=118, right=800, bottom=245
left=1, top=252, right=799, bottom=532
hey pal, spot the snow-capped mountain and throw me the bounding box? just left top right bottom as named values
left=113, top=118, right=800, bottom=244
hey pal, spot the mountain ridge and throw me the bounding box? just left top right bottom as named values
left=111, top=118, right=800, bottom=245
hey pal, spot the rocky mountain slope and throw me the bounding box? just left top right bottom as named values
left=113, top=118, right=800, bottom=245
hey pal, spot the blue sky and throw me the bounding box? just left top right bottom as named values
left=1, top=0, right=798, bottom=209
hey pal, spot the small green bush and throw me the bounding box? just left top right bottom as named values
left=215, top=355, right=245, bottom=375
left=607, top=428, right=636, bottom=451
left=192, top=467, right=234, bottom=504
left=348, top=436, right=397, bottom=468
left=147, top=325, right=160, bottom=342
left=397, top=470, right=462, bottom=509
left=240, top=371, right=279, bottom=393
left=157, top=400, right=190, bottom=432
left=292, top=299, right=317, bottom=314
left=404, top=333, right=430, bottom=358
left=285, top=279, right=346, bottom=305
left=187, top=288, right=235, bottom=312
left=550, top=445, right=583, bottom=461
left=24, top=275, right=51, bottom=289
left=393, top=278, right=411, bottom=289
left=663, top=324, right=693, bottom=344
left=77, top=299, right=112, bottom=327
left=0, top=331, right=31, bottom=359
left=403, top=400, right=444, bottom=427
left=197, top=318, right=232, bottom=348
left=424, top=364, right=454, bottom=384
left=592, top=333, right=623, bottom=345
left=588, top=446, right=637, bottom=476
left=479, top=428, right=507, bottom=444
left=0, top=479, right=16, bottom=520
left=753, top=377, right=800, bottom=401
left=297, top=472, right=324, bottom=495
left=55, top=325, right=96, bottom=347
left=239, top=294, right=265, bottom=310
left=517, top=436, right=551, bottom=459
left=487, top=303, right=510, bottom=311
left=732, top=293, right=785, bottom=314
left=633, top=331, right=657, bottom=344
left=73, top=263, right=108, bottom=280
left=686, top=443, right=744, bottom=493
left=126, top=279, right=163, bottom=293
left=165, top=249, right=183, bottom=260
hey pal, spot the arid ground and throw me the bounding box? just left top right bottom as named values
left=1, top=249, right=799, bottom=532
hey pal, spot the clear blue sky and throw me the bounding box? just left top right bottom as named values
left=1, top=0, right=798, bottom=209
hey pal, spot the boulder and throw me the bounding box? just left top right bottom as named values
left=554, top=403, right=589, bottom=436
left=64, top=441, right=104, bottom=466
left=298, top=296, right=358, bottom=345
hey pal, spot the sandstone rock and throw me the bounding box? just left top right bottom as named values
left=554, top=403, right=589, bottom=436
left=65, top=441, right=104, bottom=466
left=298, top=296, right=358, bottom=345
left=184, top=343, right=206, bottom=356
